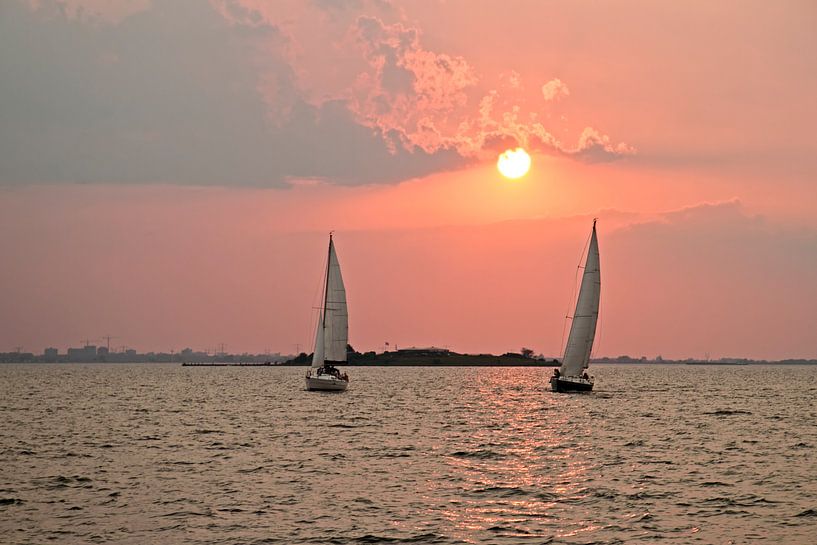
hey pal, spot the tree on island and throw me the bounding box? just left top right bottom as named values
left=290, top=352, right=310, bottom=364
left=521, top=347, right=534, bottom=359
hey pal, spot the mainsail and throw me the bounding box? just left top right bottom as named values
left=561, top=221, right=601, bottom=377
left=321, top=236, right=348, bottom=363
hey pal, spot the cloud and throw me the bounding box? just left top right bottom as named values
left=501, top=70, right=522, bottom=90
left=478, top=116, right=632, bottom=163
left=345, top=15, right=633, bottom=163
left=1, top=0, right=469, bottom=186
left=0, top=0, right=634, bottom=186
left=349, top=15, right=478, bottom=155
left=568, top=127, right=637, bottom=163
left=541, top=78, right=569, bottom=101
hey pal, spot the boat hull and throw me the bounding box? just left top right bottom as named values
left=550, top=376, right=594, bottom=392
left=305, top=374, right=348, bottom=391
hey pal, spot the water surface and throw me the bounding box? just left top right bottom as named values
left=1, top=364, right=815, bottom=544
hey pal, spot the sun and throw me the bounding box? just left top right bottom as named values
left=497, top=148, right=531, bottom=179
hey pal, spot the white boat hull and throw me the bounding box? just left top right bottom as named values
left=305, top=374, right=348, bottom=391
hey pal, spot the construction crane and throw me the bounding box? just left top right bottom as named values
left=100, top=335, right=117, bottom=351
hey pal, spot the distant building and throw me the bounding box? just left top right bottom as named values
left=0, top=351, right=34, bottom=363
left=43, top=347, right=59, bottom=362
left=67, top=345, right=97, bottom=362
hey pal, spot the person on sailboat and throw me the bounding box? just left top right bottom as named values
left=553, top=368, right=560, bottom=378
left=582, top=372, right=589, bottom=380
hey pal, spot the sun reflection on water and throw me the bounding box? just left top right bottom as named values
left=419, top=368, right=600, bottom=542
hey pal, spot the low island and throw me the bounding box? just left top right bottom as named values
left=283, top=346, right=560, bottom=367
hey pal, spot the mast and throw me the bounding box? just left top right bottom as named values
left=322, top=232, right=333, bottom=329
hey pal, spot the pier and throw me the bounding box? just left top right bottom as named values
left=181, top=362, right=279, bottom=367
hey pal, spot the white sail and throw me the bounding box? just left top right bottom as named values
left=560, top=222, right=601, bottom=377
left=322, top=237, right=348, bottom=362
left=311, top=311, right=324, bottom=368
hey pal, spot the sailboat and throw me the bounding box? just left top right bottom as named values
left=551, top=220, right=601, bottom=393
left=305, top=233, right=350, bottom=392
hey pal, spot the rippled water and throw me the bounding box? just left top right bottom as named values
left=1, top=364, right=816, bottom=544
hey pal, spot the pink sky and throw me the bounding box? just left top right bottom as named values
left=1, top=1, right=816, bottom=359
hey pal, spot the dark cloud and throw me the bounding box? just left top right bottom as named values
left=0, top=0, right=466, bottom=186
left=0, top=0, right=633, bottom=187
left=269, top=100, right=469, bottom=184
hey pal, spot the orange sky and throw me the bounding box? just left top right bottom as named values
left=1, top=1, right=816, bottom=359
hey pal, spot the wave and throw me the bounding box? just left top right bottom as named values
left=159, top=509, right=214, bottom=517
left=470, top=485, right=530, bottom=498
left=351, top=533, right=449, bottom=544
left=449, top=449, right=505, bottom=460
left=701, top=494, right=780, bottom=508
left=237, top=466, right=266, bottom=473
left=37, top=475, right=93, bottom=490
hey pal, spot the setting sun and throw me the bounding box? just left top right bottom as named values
left=497, top=148, right=532, bottom=179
